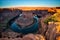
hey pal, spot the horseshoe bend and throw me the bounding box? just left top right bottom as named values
left=0, top=7, right=60, bottom=40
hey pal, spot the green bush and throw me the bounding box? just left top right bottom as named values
left=44, top=16, right=58, bottom=24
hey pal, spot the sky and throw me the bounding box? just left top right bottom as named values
left=0, top=0, right=60, bottom=8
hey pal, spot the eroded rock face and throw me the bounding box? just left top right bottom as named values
left=15, top=12, right=34, bottom=28
left=22, top=34, right=36, bottom=40
left=1, top=29, right=22, bottom=38
left=38, top=14, right=51, bottom=35
left=0, top=38, right=22, bottom=40
left=22, top=34, right=46, bottom=40
left=45, top=22, right=57, bottom=40
left=15, top=15, right=33, bottom=27
left=56, top=36, right=60, bottom=40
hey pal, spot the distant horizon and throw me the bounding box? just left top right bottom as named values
left=0, top=6, right=59, bottom=8
left=0, top=5, right=60, bottom=8
left=0, top=6, right=57, bottom=11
